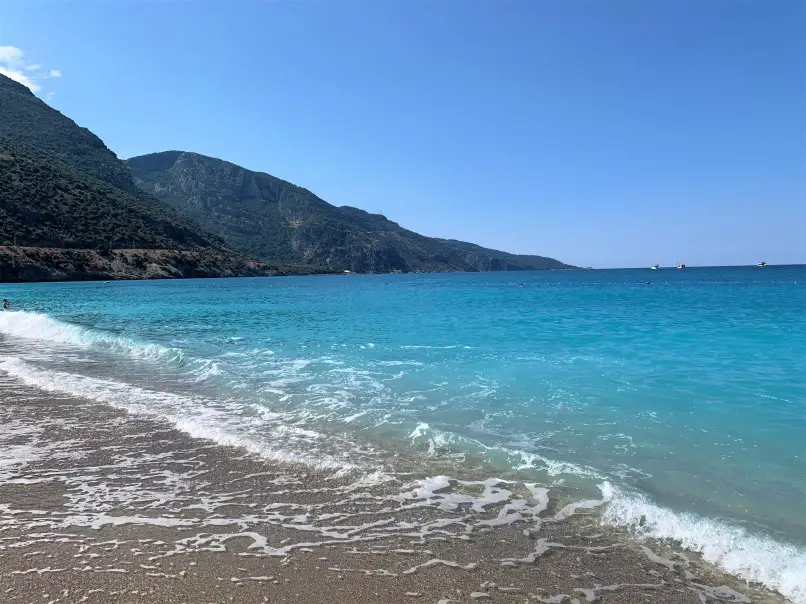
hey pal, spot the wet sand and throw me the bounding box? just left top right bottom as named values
left=0, top=377, right=791, bottom=604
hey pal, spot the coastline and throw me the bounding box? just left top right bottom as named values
left=0, top=246, right=579, bottom=284
left=0, top=246, right=278, bottom=282
left=0, top=376, right=791, bottom=604
left=0, top=246, right=340, bottom=283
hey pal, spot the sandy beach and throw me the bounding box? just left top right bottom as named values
left=0, top=370, right=791, bottom=604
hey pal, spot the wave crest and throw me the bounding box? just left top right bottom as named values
left=601, top=482, right=806, bottom=604
left=0, top=311, right=183, bottom=364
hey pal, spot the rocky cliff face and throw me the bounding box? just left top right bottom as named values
left=0, top=247, right=287, bottom=283
left=127, top=151, right=573, bottom=273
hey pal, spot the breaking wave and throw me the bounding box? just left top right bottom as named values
left=0, top=311, right=184, bottom=364
left=601, top=483, right=806, bottom=604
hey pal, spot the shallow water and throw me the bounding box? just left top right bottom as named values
left=1, top=266, right=804, bottom=601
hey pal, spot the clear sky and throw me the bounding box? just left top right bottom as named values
left=1, top=0, right=803, bottom=268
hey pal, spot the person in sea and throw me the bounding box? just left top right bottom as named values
left=2, top=299, right=8, bottom=310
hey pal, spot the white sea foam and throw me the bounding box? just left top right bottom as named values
left=601, top=482, right=806, bottom=604
left=342, top=411, right=368, bottom=423
left=504, top=448, right=606, bottom=480
left=3, top=315, right=801, bottom=601
left=407, top=423, right=478, bottom=458
left=407, top=424, right=605, bottom=482
left=407, top=423, right=806, bottom=602
left=409, top=423, right=430, bottom=438
left=376, top=360, right=424, bottom=367
left=401, top=345, right=473, bottom=350
left=0, top=311, right=183, bottom=364
left=0, top=358, right=361, bottom=473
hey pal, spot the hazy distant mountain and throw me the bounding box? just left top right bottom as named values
left=127, top=151, right=573, bottom=273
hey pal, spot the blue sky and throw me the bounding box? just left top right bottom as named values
left=1, top=0, right=803, bottom=267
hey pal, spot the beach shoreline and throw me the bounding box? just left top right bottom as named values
left=0, top=377, right=791, bottom=604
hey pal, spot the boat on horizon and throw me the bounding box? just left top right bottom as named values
left=677, top=263, right=686, bottom=269
left=650, top=264, right=660, bottom=270
left=757, top=261, right=767, bottom=267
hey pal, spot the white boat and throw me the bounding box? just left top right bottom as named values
left=757, top=261, right=767, bottom=267
left=650, top=264, right=660, bottom=270
left=677, top=263, right=686, bottom=269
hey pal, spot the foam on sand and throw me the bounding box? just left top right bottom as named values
left=600, top=482, right=806, bottom=604
left=0, top=357, right=366, bottom=474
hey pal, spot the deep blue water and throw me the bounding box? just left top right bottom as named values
left=1, top=266, right=804, bottom=599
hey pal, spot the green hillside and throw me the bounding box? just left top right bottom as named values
left=127, top=151, right=573, bottom=273
left=0, top=73, right=218, bottom=250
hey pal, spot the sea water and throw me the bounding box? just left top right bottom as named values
left=0, top=267, right=804, bottom=600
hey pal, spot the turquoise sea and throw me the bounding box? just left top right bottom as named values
left=1, top=266, right=804, bottom=601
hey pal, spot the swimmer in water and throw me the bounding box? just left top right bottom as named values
left=2, top=299, right=9, bottom=310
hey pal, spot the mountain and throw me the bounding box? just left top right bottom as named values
left=0, top=73, right=216, bottom=250
left=0, top=69, right=571, bottom=279
left=0, top=73, right=278, bottom=281
left=127, top=151, right=573, bottom=273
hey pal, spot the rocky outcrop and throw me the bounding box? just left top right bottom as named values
left=0, top=247, right=300, bottom=283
